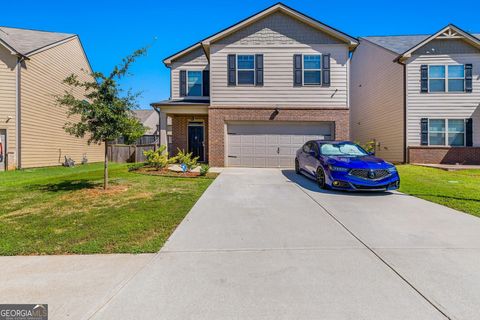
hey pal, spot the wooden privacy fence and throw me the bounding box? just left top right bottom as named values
left=108, top=144, right=157, bottom=163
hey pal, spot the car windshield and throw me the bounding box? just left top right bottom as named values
left=320, top=143, right=368, bottom=157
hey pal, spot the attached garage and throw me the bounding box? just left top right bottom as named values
left=226, top=121, right=334, bottom=167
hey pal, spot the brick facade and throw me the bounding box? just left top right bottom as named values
left=170, top=114, right=209, bottom=161
left=208, top=107, right=350, bottom=166
left=408, top=146, right=480, bottom=164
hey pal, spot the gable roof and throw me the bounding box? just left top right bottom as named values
left=163, top=2, right=358, bottom=65
left=133, top=109, right=156, bottom=123
left=0, top=26, right=76, bottom=57
left=362, top=24, right=480, bottom=61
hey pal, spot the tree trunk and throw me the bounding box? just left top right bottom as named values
left=104, top=141, right=108, bottom=190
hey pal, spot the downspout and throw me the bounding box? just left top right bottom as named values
left=15, top=56, right=24, bottom=169
left=403, top=63, right=408, bottom=163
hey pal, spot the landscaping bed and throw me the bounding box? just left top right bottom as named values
left=135, top=166, right=219, bottom=178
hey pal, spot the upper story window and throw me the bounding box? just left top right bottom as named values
left=428, top=119, right=465, bottom=146
left=237, top=55, right=255, bottom=85
left=303, top=55, right=322, bottom=85
left=428, top=65, right=465, bottom=93
left=187, top=71, right=203, bottom=96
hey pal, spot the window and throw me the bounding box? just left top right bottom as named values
left=303, top=55, right=321, bottom=85
left=428, top=119, right=465, bottom=146
left=448, top=65, right=465, bottom=92
left=237, top=55, right=255, bottom=85
left=428, top=65, right=465, bottom=93
left=187, top=71, right=202, bottom=96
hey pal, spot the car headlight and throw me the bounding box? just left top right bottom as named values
left=328, top=165, right=349, bottom=172
left=387, top=166, right=397, bottom=173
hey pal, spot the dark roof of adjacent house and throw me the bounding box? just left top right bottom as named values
left=132, top=109, right=155, bottom=123
left=0, top=26, right=76, bottom=56
left=151, top=99, right=210, bottom=106
left=363, top=33, right=480, bottom=54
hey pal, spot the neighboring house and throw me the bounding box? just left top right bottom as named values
left=130, top=109, right=164, bottom=145
left=0, top=26, right=103, bottom=171
left=351, top=25, right=480, bottom=164
left=152, top=3, right=358, bottom=167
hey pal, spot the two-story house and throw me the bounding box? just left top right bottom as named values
left=351, top=25, right=480, bottom=164
left=0, top=26, right=103, bottom=171
left=153, top=3, right=358, bottom=167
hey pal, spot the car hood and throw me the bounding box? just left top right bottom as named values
left=326, top=155, right=393, bottom=169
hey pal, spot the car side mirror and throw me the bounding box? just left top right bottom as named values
left=309, top=151, right=317, bottom=157
left=368, top=151, right=375, bottom=156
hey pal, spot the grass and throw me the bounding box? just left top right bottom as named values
left=0, top=163, right=215, bottom=255
left=398, top=165, right=480, bottom=217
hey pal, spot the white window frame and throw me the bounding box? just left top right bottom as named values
left=428, top=65, right=465, bottom=93
left=302, top=54, right=322, bottom=86
left=428, top=118, right=466, bottom=146
left=236, top=54, right=256, bottom=86
left=186, top=70, right=203, bottom=97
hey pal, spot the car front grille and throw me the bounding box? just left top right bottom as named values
left=349, top=169, right=391, bottom=180
left=352, top=184, right=388, bottom=190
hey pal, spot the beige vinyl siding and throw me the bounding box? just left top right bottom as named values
left=170, top=47, right=209, bottom=100
left=209, top=11, right=349, bottom=107
left=20, top=37, right=104, bottom=168
left=0, top=45, right=17, bottom=167
left=210, top=44, right=348, bottom=107
left=350, top=40, right=404, bottom=162
left=406, top=52, right=480, bottom=147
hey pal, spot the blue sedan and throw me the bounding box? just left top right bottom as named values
left=295, top=141, right=400, bottom=191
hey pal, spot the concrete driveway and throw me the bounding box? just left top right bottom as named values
left=91, top=168, right=480, bottom=320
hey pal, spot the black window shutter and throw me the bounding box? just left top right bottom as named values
left=227, top=54, right=236, bottom=86
left=466, top=118, right=473, bottom=146
left=421, top=118, right=429, bottom=145
left=202, top=70, right=209, bottom=96
left=179, top=70, right=187, bottom=97
left=293, top=54, right=302, bottom=86
left=322, top=54, right=331, bottom=87
left=465, top=64, right=473, bottom=93
left=255, top=54, right=264, bottom=86
left=421, top=65, right=428, bottom=93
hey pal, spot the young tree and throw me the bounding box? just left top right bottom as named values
left=57, top=48, right=147, bottom=189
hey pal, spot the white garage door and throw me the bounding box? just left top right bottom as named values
left=227, top=121, right=334, bottom=167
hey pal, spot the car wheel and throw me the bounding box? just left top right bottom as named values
left=295, top=158, right=300, bottom=174
left=316, top=167, right=326, bottom=189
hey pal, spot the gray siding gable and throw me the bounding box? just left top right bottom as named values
left=216, top=11, right=343, bottom=46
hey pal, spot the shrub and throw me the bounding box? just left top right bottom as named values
left=127, top=162, right=145, bottom=172
left=144, top=145, right=176, bottom=170
left=199, top=164, right=210, bottom=176
left=175, top=149, right=199, bottom=172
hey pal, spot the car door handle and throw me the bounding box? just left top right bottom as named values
left=277, top=147, right=280, bottom=154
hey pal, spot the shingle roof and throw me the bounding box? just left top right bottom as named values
left=133, top=109, right=155, bottom=123
left=151, top=99, right=210, bottom=106
left=363, top=33, right=480, bottom=54
left=0, top=26, right=75, bottom=56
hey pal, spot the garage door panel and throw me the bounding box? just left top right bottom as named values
left=227, top=122, right=334, bottom=168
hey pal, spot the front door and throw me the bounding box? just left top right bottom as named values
left=0, top=130, right=6, bottom=171
left=188, top=123, right=205, bottom=162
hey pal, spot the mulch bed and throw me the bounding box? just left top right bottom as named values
left=135, top=167, right=218, bottom=178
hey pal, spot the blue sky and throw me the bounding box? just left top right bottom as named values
left=2, top=0, right=479, bottom=109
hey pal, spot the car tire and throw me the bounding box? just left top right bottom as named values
left=316, top=167, right=327, bottom=189
left=295, top=158, right=300, bottom=174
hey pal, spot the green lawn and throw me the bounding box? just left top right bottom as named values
left=398, top=165, right=480, bottom=217
left=0, top=163, right=215, bottom=255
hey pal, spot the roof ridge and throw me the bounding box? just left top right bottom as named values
left=0, top=25, right=75, bottom=36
